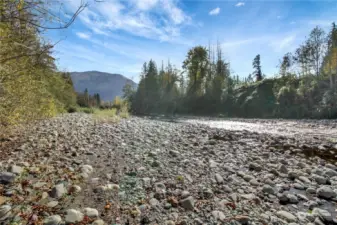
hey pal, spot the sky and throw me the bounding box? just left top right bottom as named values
left=47, top=0, right=337, bottom=83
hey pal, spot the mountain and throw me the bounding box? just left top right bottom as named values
left=70, top=71, right=137, bottom=101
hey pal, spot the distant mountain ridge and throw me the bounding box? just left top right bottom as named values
left=70, top=71, right=137, bottom=101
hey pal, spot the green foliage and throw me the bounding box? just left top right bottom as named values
left=78, top=107, right=95, bottom=114
left=67, top=106, right=78, bottom=113
left=122, top=83, right=135, bottom=108
left=0, top=0, right=77, bottom=128
left=253, top=54, right=262, bottom=81
left=130, top=23, right=337, bottom=119
left=77, top=89, right=101, bottom=108
left=132, top=59, right=180, bottom=115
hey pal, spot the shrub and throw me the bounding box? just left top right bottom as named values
left=112, top=96, right=123, bottom=110
left=79, top=107, right=94, bottom=114
left=67, top=106, right=78, bottom=113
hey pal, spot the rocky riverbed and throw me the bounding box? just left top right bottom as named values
left=1, top=113, right=337, bottom=225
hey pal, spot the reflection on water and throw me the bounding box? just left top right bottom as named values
left=181, top=118, right=337, bottom=141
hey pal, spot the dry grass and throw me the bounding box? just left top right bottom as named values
left=93, top=108, right=120, bottom=123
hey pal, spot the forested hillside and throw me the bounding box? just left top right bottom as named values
left=0, top=0, right=84, bottom=128
left=129, top=24, right=337, bottom=118
left=71, top=71, right=137, bottom=101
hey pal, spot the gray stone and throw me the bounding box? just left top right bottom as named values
left=297, top=194, right=309, bottom=201
left=169, top=150, right=179, bottom=157
left=243, top=175, right=254, bottom=182
left=215, top=174, right=224, bottom=184
left=316, top=186, right=335, bottom=199
left=297, top=212, right=308, bottom=222
left=279, top=164, right=288, bottom=174
left=92, top=219, right=105, bottom=225
left=0, top=172, right=16, bottom=184
left=165, top=220, right=175, bottom=225
left=34, top=182, right=47, bottom=188
left=69, top=185, right=81, bottom=194
left=209, top=160, right=218, bottom=168
left=0, top=205, right=11, bottom=221
left=314, top=218, right=325, bottom=225
left=294, top=183, right=305, bottom=190
left=65, top=209, right=84, bottom=223
left=223, top=185, right=232, bottom=193
left=276, top=211, right=297, bottom=222
left=312, top=208, right=332, bottom=222
left=211, top=210, right=226, bottom=221
left=50, top=183, right=67, bottom=198
left=249, top=179, right=259, bottom=186
left=8, top=165, right=23, bottom=174
left=288, top=171, right=299, bottom=180
left=324, top=169, right=337, bottom=178
left=203, top=188, right=214, bottom=199
left=180, top=196, right=195, bottom=210
left=194, top=218, right=203, bottom=225
left=79, top=165, right=93, bottom=174
left=181, top=190, right=190, bottom=198
left=312, top=168, right=324, bottom=176
left=235, top=215, right=250, bottom=224
left=83, top=208, right=99, bottom=218
left=229, top=193, right=238, bottom=202
left=278, top=193, right=289, bottom=204
left=299, top=176, right=311, bottom=183
left=241, top=193, right=256, bottom=200
left=249, top=163, right=262, bottom=172
left=287, top=194, right=299, bottom=204
left=306, top=187, right=317, bottom=194
left=149, top=198, right=159, bottom=207
left=43, top=215, right=62, bottom=225
left=46, top=201, right=59, bottom=208
left=262, top=184, right=275, bottom=195
left=142, top=178, right=151, bottom=188
left=312, top=175, right=327, bottom=185
left=164, top=203, right=172, bottom=209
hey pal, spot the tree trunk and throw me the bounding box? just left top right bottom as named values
left=329, top=60, right=333, bottom=89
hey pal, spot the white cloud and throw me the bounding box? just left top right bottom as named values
left=279, top=35, right=295, bottom=49
left=269, top=35, right=296, bottom=52
left=133, top=0, right=158, bottom=11
left=235, top=2, right=245, bottom=7
left=76, top=32, right=91, bottom=39
left=308, top=20, right=334, bottom=27
left=162, top=0, right=190, bottom=25
left=209, top=7, right=220, bottom=16
left=222, top=37, right=265, bottom=48
left=65, top=0, right=191, bottom=42
left=277, top=15, right=282, bottom=19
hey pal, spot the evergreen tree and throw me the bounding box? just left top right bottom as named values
left=279, top=53, right=293, bottom=76
left=183, top=46, right=208, bottom=112
left=253, top=54, right=262, bottom=81
left=322, top=22, right=337, bottom=88
left=144, top=60, right=159, bottom=113
left=84, top=88, right=89, bottom=107
left=308, top=26, right=326, bottom=76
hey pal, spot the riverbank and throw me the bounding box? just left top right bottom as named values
left=1, top=113, right=337, bottom=224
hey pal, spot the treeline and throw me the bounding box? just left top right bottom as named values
left=127, top=23, right=337, bottom=118
left=76, top=88, right=129, bottom=117
left=77, top=89, right=101, bottom=108
left=0, top=0, right=86, bottom=127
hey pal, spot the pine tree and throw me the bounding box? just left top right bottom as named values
left=84, top=88, right=89, bottom=107
left=322, top=22, right=337, bottom=88
left=253, top=54, right=262, bottom=81
left=279, top=53, right=292, bottom=76
left=183, top=46, right=208, bottom=98
left=308, top=26, right=326, bottom=76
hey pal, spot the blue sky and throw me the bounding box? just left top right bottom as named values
left=47, top=0, right=337, bottom=83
